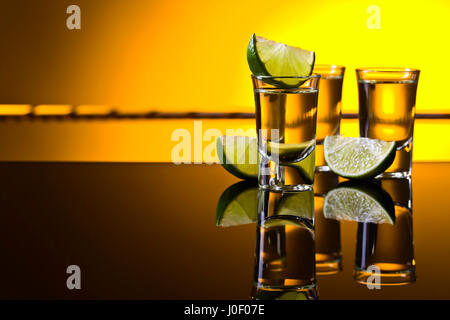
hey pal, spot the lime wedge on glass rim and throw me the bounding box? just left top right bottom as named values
left=216, top=136, right=258, bottom=180
left=323, top=180, right=396, bottom=225
left=324, top=135, right=396, bottom=180
left=247, top=34, right=315, bottom=87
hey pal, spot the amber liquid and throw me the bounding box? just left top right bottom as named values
left=358, top=80, right=418, bottom=176
left=313, top=172, right=342, bottom=274
left=354, top=178, right=415, bottom=285
left=316, top=76, right=344, bottom=168
left=254, top=217, right=316, bottom=289
left=255, top=88, right=318, bottom=188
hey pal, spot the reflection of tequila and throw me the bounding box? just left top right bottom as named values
left=313, top=172, right=342, bottom=275
left=255, top=218, right=315, bottom=287
left=255, top=87, right=318, bottom=189
left=354, top=178, right=415, bottom=285
left=358, top=78, right=418, bottom=177
left=314, top=65, right=345, bottom=170
left=253, top=189, right=317, bottom=299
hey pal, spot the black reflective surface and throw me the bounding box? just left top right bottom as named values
left=0, top=162, right=449, bottom=299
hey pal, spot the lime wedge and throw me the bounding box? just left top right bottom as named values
left=267, top=140, right=315, bottom=162
left=247, top=34, right=315, bottom=87
left=216, top=181, right=258, bottom=227
left=280, top=148, right=316, bottom=185
left=217, top=136, right=258, bottom=180
left=323, top=181, right=395, bottom=224
left=263, top=218, right=309, bottom=229
left=275, top=191, right=314, bottom=220
left=324, top=135, right=396, bottom=179
left=253, top=290, right=309, bottom=300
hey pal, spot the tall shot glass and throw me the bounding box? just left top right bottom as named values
left=356, top=68, right=420, bottom=178
left=313, top=65, right=345, bottom=172
left=252, top=75, right=320, bottom=191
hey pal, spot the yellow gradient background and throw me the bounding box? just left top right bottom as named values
left=0, top=0, right=449, bottom=162
left=0, top=0, right=448, bottom=113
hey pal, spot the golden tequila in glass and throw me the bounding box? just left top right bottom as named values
left=357, top=68, right=420, bottom=178
left=314, top=65, right=345, bottom=171
left=252, top=75, right=320, bottom=191
left=354, top=177, right=415, bottom=286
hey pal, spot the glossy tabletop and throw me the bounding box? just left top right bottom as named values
left=0, top=161, right=449, bottom=299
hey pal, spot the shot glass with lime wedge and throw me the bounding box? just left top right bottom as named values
left=247, top=34, right=320, bottom=191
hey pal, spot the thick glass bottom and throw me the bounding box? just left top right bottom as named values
left=376, top=171, right=411, bottom=179
left=259, top=183, right=313, bottom=192
left=316, top=256, right=342, bottom=276
left=252, top=283, right=318, bottom=300
left=315, top=165, right=331, bottom=173
left=353, top=267, right=416, bottom=286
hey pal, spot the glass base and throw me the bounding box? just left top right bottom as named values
left=251, top=283, right=318, bottom=300
left=353, top=267, right=416, bottom=286
left=259, top=183, right=313, bottom=192
left=376, top=171, right=411, bottom=179
left=316, top=258, right=342, bottom=276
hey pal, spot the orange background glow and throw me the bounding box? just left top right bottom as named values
left=0, top=0, right=448, bottom=113
left=0, top=0, right=449, bottom=162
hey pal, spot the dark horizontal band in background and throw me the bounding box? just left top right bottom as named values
left=0, top=111, right=449, bottom=120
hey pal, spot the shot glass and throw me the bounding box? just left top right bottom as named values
left=313, top=65, right=345, bottom=172
left=252, top=189, right=317, bottom=300
left=356, top=68, right=420, bottom=178
left=354, top=177, right=415, bottom=286
left=252, top=75, right=320, bottom=191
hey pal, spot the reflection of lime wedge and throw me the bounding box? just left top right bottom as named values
left=253, top=290, right=308, bottom=300
left=217, top=136, right=258, bottom=180
left=323, top=181, right=395, bottom=224
left=267, top=140, right=314, bottom=160
left=216, top=181, right=258, bottom=227
left=275, top=191, right=314, bottom=220
left=263, top=218, right=312, bottom=231
left=247, top=34, right=315, bottom=87
left=324, top=135, right=396, bottom=179
left=276, top=292, right=308, bottom=300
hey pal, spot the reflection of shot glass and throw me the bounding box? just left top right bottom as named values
left=252, top=75, right=320, bottom=191
left=313, top=172, right=342, bottom=275
left=354, top=177, right=415, bottom=286
left=357, top=68, right=420, bottom=178
left=252, top=189, right=317, bottom=300
left=313, top=65, right=345, bottom=172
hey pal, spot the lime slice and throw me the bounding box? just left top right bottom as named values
left=276, top=292, right=308, bottom=300
left=275, top=191, right=314, bottom=220
left=267, top=140, right=314, bottom=162
left=217, top=136, right=258, bottom=180
left=216, top=181, right=258, bottom=227
left=324, top=135, right=396, bottom=179
left=247, top=34, right=315, bottom=87
left=263, top=218, right=313, bottom=232
left=323, top=181, right=395, bottom=224
left=280, top=148, right=316, bottom=185
left=253, top=290, right=309, bottom=300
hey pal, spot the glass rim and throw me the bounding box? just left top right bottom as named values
left=314, top=64, right=346, bottom=70
left=356, top=67, right=420, bottom=73
left=251, top=74, right=321, bottom=79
